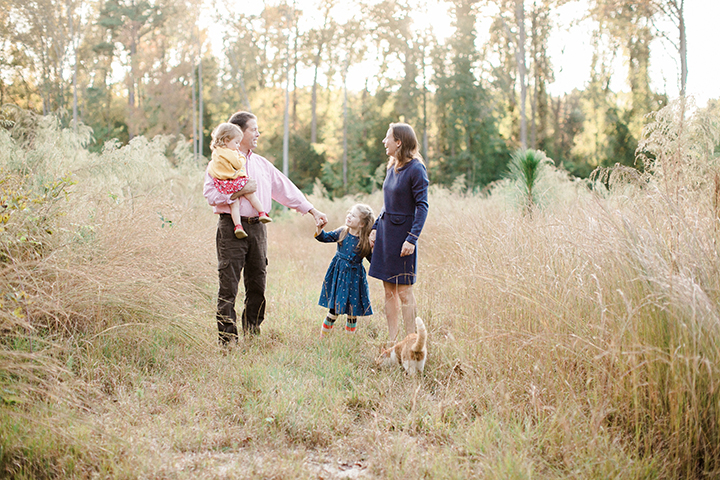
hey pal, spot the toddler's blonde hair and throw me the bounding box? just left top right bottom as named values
left=210, top=123, right=243, bottom=151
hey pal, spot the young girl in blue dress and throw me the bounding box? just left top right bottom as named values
left=315, top=204, right=375, bottom=336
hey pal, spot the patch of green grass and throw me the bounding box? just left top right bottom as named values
left=0, top=407, right=125, bottom=479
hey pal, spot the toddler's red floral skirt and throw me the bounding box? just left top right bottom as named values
left=213, top=176, right=249, bottom=195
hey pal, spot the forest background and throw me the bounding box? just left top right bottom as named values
left=2, top=0, right=718, bottom=195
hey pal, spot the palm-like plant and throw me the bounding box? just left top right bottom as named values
left=507, top=148, right=553, bottom=216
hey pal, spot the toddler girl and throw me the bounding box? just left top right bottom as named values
left=316, top=204, right=375, bottom=336
left=208, top=123, right=272, bottom=239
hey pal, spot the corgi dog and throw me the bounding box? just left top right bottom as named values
left=375, top=317, right=427, bottom=375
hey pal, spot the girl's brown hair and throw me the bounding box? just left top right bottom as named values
left=337, top=204, right=375, bottom=258
left=210, top=123, right=243, bottom=151
left=386, top=122, right=425, bottom=172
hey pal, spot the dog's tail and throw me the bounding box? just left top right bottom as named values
left=412, top=317, right=427, bottom=353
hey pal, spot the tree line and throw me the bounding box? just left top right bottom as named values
left=0, top=0, right=688, bottom=196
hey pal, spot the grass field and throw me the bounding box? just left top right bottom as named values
left=1, top=101, right=719, bottom=478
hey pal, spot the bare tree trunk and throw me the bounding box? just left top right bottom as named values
left=283, top=79, right=290, bottom=176
left=515, top=0, right=528, bottom=149
left=192, top=62, right=198, bottom=162
left=72, top=56, right=78, bottom=128
left=530, top=4, right=538, bottom=148
left=198, top=36, right=204, bottom=158
left=311, top=4, right=332, bottom=144
left=128, top=25, right=137, bottom=139
left=421, top=33, right=428, bottom=160
left=40, top=41, right=51, bottom=115
left=282, top=5, right=295, bottom=182
left=105, top=67, right=112, bottom=135
left=342, top=64, right=348, bottom=189
left=129, top=39, right=136, bottom=108
left=283, top=38, right=290, bottom=179
left=530, top=87, right=537, bottom=148
left=310, top=45, right=325, bottom=145
left=652, top=0, right=687, bottom=96
left=678, top=0, right=686, bottom=96
left=291, top=9, right=299, bottom=130
left=551, top=96, right=561, bottom=157
left=69, top=0, right=78, bottom=131
left=311, top=61, right=320, bottom=144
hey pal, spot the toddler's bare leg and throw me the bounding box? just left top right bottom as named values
left=243, top=192, right=265, bottom=214
left=243, top=193, right=273, bottom=224
left=230, top=202, right=247, bottom=239
left=230, top=201, right=242, bottom=228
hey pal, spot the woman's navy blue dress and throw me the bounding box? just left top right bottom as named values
left=316, top=230, right=373, bottom=316
left=368, top=158, right=429, bottom=285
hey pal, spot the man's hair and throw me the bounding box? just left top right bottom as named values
left=228, top=111, right=257, bottom=131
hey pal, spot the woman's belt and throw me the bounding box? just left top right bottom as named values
left=379, top=210, right=414, bottom=219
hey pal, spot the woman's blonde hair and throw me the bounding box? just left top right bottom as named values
left=386, top=122, right=425, bottom=172
left=337, top=204, right=375, bottom=258
left=210, top=123, right=243, bottom=151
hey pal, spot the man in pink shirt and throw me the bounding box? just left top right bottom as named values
left=203, top=111, right=328, bottom=344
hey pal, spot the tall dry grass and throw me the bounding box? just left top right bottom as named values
left=0, top=114, right=219, bottom=476
left=1, top=99, right=719, bottom=478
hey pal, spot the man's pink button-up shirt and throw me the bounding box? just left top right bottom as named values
left=203, top=150, right=314, bottom=216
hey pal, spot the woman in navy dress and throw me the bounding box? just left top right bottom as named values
left=368, top=123, right=429, bottom=342
left=316, top=204, right=375, bottom=336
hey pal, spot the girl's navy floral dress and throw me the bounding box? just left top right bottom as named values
left=316, top=229, right=373, bottom=317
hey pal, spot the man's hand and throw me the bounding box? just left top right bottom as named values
left=369, top=229, right=376, bottom=248
left=400, top=241, right=415, bottom=257
left=309, top=208, right=328, bottom=228
left=230, top=178, right=258, bottom=199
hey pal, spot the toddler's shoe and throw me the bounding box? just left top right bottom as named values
left=258, top=212, right=273, bottom=224
left=234, top=224, right=248, bottom=239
